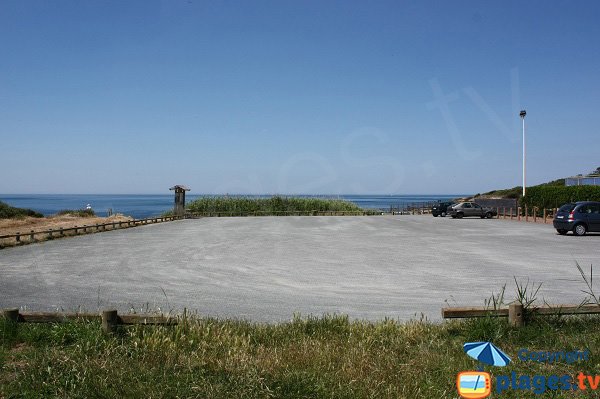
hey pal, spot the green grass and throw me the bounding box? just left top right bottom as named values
left=186, top=196, right=377, bottom=216
left=56, top=209, right=96, bottom=217
left=2, top=314, right=600, bottom=398
left=0, top=201, right=43, bottom=219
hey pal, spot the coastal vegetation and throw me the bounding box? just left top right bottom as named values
left=56, top=208, right=96, bottom=217
left=0, top=201, right=43, bottom=219
left=477, top=175, right=600, bottom=209
left=185, top=196, right=376, bottom=216
left=2, top=312, right=600, bottom=398
left=478, top=178, right=565, bottom=200
left=520, top=185, right=600, bottom=210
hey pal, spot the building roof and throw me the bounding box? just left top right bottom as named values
left=169, top=185, right=190, bottom=191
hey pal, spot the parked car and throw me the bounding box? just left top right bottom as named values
left=431, top=202, right=455, bottom=217
left=553, top=201, right=600, bottom=236
left=448, top=202, right=497, bottom=219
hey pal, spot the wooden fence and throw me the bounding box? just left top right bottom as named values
left=2, top=308, right=176, bottom=334
left=388, top=201, right=439, bottom=215
left=442, top=303, right=600, bottom=327
left=0, top=215, right=183, bottom=247
left=491, top=206, right=557, bottom=223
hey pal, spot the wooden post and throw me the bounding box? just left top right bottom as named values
left=60, top=228, right=64, bottom=236
left=74, top=226, right=78, bottom=234
left=533, top=208, right=537, bottom=223
left=509, top=303, right=524, bottom=327
left=503, top=208, right=506, bottom=219
left=543, top=209, right=547, bottom=223
left=525, top=206, right=528, bottom=222
left=510, top=208, right=513, bottom=220
left=3, top=308, right=19, bottom=322
left=15, top=232, right=20, bottom=243
left=83, top=225, right=87, bottom=233
left=101, top=310, right=118, bottom=334
left=30, top=230, right=35, bottom=241
left=517, top=208, right=521, bottom=221
left=48, top=229, right=53, bottom=239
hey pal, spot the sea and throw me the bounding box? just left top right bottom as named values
left=0, top=194, right=467, bottom=219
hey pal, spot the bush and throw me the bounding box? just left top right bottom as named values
left=0, top=201, right=43, bottom=219
left=56, top=209, right=96, bottom=217
left=520, top=185, right=600, bottom=209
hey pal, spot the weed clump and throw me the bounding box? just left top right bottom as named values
left=56, top=209, right=96, bottom=217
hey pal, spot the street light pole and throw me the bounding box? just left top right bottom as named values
left=520, top=110, right=527, bottom=197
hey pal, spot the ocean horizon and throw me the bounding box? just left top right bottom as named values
left=1, top=194, right=469, bottom=219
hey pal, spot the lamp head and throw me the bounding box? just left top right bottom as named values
left=520, top=110, right=527, bottom=118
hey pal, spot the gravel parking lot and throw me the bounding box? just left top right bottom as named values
left=1, top=216, right=599, bottom=322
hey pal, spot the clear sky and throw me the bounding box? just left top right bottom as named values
left=1, top=1, right=599, bottom=195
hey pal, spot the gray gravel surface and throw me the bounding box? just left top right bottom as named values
left=1, top=216, right=598, bottom=322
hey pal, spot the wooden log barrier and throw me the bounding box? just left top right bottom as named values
left=102, top=309, right=118, bottom=334
left=509, top=303, right=524, bottom=327
left=3, top=308, right=19, bottom=322
left=442, top=304, right=600, bottom=327
left=2, top=309, right=177, bottom=330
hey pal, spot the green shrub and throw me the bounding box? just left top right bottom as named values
left=0, top=201, right=43, bottom=219
left=520, top=185, right=600, bottom=209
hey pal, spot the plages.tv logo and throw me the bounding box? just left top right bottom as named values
left=457, top=342, right=511, bottom=399
left=456, top=371, right=491, bottom=399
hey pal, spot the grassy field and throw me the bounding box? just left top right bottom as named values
left=184, top=196, right=377, bottom=216
left=2, top=313, right=600, bottom=398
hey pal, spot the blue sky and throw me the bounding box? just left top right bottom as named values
left=1, top=1, right=599, bottom=194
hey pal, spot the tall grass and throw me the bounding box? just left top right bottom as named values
left=186, top=196, right=373, bottom=215
left=2, top=313, right=600, bottom=398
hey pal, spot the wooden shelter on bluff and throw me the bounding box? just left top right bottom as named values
left=169, top=185, right=190, bottom=216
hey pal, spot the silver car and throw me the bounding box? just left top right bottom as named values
left=448, top=202, right=496, bottom=219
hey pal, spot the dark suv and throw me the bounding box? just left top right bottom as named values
left=553, top=201, right=600, bottom=236
left=432, top=201, right=454, bottom=217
